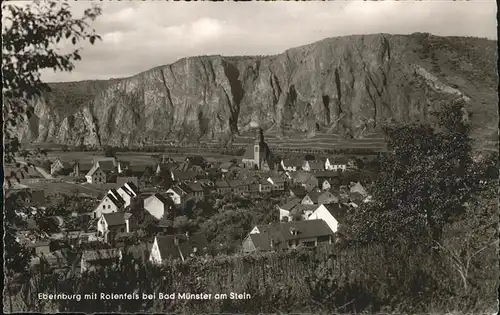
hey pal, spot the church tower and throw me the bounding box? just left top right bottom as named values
left=254, top=128, right=264, bottom=168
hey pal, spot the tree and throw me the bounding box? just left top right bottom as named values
left=2, top=0, right=102, bottom=295
left=346, top=101, right=482, bottom=246
left=3, top=0, right=101, bottom=170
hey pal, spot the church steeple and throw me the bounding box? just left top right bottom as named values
left=255, top=127, right=264, bottom=144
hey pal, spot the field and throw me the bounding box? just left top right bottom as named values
left=43, top=151, right=241, bottom=165
left=27, top=181, right=116, bottom=198
left=230, top=130, right=388, bottom=151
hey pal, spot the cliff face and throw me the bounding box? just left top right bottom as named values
left=21, top=33, right=498, bottom=147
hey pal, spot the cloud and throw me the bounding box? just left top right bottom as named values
left=16, top=0, right=494, bottom=82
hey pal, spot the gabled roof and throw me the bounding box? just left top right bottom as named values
left=171, top=170, right=198, bottom=181
left=157, top=162, right=178, bottom=172
left=155, top=233, right=209, bottom=261
left=74, top=162, right=93, bottom=172
left=327, top=157, right=349, bottom=164
left=248, top=233, right=272, bottom=251
left=168, top=186, right=187, bottom=196
left=304, top=191, right=321, bottom=203
left=214, top=180, right=230, bottom=188
left=259, top=179, right=272, bottom=185
left=228, top=180, right=246, bottom=188
left=289, top=171, right=317, bottom=184
left=85, top=164, right=102, bottom=177
left=251, top=220, right=333, bottom=249
left=281, top=158, right=303, bottom=168
left=82, top=248, right=121, bottom=262
left=279, top=198, right=301, bottom=211
left=289, top=186, right=307, bottom=198
left=183, top=182, right=203, bottom=192
left=268, top=176, right=285, bottom=184
left=145, top=193, right=170, bottom=206
left=104, top=190, right=125, bottom=208
left=116, top=177, right=139, bottom=188
left=220, top=161, right=236, bottom=170
left=350, top=182, right=368, bottom=196
left=304, top=160, right=324, bottom=170
left=314, top=170, right=340, bottom=179
left=322, top=203, right=348, bottom=224
left=102, top=212, right=127, bottom=226
left=97, top=161, right=116, bottom=172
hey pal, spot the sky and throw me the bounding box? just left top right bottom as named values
left=8, top=0, right=497, bottom=83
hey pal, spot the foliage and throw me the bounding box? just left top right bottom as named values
left=346, top=101, right=483, bottom=246
left=2, top=0, right=101, bottom=168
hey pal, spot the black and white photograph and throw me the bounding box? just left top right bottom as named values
left=2, top=0, right=498, bottom=313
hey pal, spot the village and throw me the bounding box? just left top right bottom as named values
left=7, top=128, right=374, bottom=275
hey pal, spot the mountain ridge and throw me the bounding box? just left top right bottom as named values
left=19, top=33, right=498, bottom=149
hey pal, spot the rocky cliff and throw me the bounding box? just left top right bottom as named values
left=20, top=33, right=498, bottom=148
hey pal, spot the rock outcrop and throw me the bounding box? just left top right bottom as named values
left=20, top=33, right=498, bottom=147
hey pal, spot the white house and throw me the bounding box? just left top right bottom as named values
left=267, top=176, right=285, bottom=191
left=325, top=157, right=348, bottom=172
left=166, top=186, right=189, bottom=205
left=280, top=159, right=303, bottom=172
left=116, top=181, right=140, bottom=208
left=92, top=189, right=125, bottom=219
left=144, top=193, right=170, bottom=220
left=97, top=212, right=132, bottom=243
left=85, top=165, right=107, bottom=184
left=307, top=203, right=347, bottom=233
left=302, top=160, right=324, bottom=172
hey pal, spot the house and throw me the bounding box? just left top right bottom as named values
left=347, top=157, right=359, bottom=170
left=185, top=156, right=208, bottom=169
left=116, top=176, right=139, bottom=188
left=144, top=193, right=171, bottom=220
left=96, top=160, right=116, bottom=174
left=308, top=203, right=348, bottom=233
left=182, top=182, right=205, bottom=200
left=258, top=179, right=272, bottom=193
left=166, top=185, right=190, bottom=205
left=81, top=249, right=121, bottom=273
left=287, top=171, right=319, bottom=191
left=85, top=165, right=107, bottom=184
left=156, top=162, right=178, bottom=176
left=242, top=220, right=334, bottom=253
left=350, top=182, right=368, bottom=197
left=289, top=186, right=307, bottom=199
left=116, top=181, right=140, bottom=208
left=171, top=170, right=198, bottom=183
left=7, top=183, right=45, bottom=206
left=267, top=176, right=285, bottom=191
left=71, top=162, right=93, bottom=177
left=301, top=190, right=339, bottom=205
left=277, top=198, right=302, bottom=222
left=149, top=233, right=209, bottom=264
left=50, top=159, right=72, bottom=175
left=220, top=161, right=237, bottom=173
left=241, top=128, right=273, bottom=170
left=97, top=212, right=133, bottom=242
left=226, top=180, right=248, bottom=194
left=302, top=160, right=324, bottom=172
left=325, top=157, right=348, bottom=172
left=92, top=157, right=117, bottom=165
left=280, top=159, right=303, bottom=172
left=214, top=180, right=232, bottom=194
left=117, top=161, right=130, bottom=174
left=92, top=189, right=125, bottom=219
left=119, top=242, right=151, bottom=264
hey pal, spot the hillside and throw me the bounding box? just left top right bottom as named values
left=19, top=33, right=498, bottom=149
